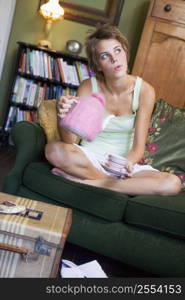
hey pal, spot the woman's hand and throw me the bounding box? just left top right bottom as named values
left=56, top=95, right=80, bottom=144
left=125, top=160, right=134, bottom=177
left=57, top=96, right=79, bottom=120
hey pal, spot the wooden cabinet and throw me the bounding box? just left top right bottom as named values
left=132, top=0, right=185, bottom=108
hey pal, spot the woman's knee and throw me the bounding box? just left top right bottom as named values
left=45, top=141, right=60, bottom=163
left=157, top=173, right=181, bottom=195
left=45, top=141, right=72, bottom=167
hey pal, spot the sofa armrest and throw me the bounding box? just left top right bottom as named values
left=3, top=121, right=47, bottom=194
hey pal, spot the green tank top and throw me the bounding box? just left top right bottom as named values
left=80, top=76, right=143, bottom=156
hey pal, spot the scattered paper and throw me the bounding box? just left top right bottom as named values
left=61, top=259, right=108, bottom=278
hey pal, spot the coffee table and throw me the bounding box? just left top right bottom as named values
left=0, top=192, right=72, bottom=278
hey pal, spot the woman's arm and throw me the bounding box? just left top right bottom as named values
left=57, top=78, right=92, bottom=144
left=126, top=81, right=156, bottom=169
left=57, top=96, right=80, bottom=144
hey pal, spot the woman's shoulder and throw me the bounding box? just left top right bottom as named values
left=139, top=78, right=156, bottom=109
left=132, top=76, right=155, bottom=99
left=141, top=79, right=155, bottom=100
left=77, top=78, right=92, bottom=96
left=130, top=75, right=154, bottom=92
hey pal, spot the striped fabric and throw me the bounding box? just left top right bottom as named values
left=0, top=193, right=71, bottom=278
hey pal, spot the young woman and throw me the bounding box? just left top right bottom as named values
left=45, top=24, right=181, bottom=195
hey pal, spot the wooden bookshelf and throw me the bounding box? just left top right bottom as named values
left=4, top=41, right=92, bottom=131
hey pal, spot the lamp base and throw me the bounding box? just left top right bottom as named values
left=37, top=39, right=52, bottom=49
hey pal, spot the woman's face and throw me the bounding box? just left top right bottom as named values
left=96, top=38, right=128, bottom=79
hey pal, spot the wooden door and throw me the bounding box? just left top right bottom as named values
left=132, top=0, right=185, bottom=108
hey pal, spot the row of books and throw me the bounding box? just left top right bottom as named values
left=4, top=106, right=37, bottom=131
left=18, top=48, right=93, bottom=86
left=11, top=76, right=77, bottom=108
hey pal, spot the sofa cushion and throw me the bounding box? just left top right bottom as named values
left=37, top=100, right=60, bottom=142
left=22, top=161, right=130, bottom=222
left=125, top=194, right=185, bottom=239
left=142, top=99, right=185, bottom=190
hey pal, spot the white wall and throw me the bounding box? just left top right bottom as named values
left=0, top=0, right=16, bottom=80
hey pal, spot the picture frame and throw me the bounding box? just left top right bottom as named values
left=39, top=0, right=124, bottom=26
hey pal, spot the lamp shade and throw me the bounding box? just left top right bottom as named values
left=39, top=0, right=64, bottom=21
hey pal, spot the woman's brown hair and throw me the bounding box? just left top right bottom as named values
left=85, top=23, right=130, bottom=81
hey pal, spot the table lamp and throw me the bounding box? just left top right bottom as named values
left=38, top=0, right=64, bottom=48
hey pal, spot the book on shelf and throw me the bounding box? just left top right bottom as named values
left=27, top=82, right=37, bottom=107
left=53, top=59, right=60, bottom=82
left=22, top=79, right=32, bottom=105
left=4, top=107, right=16, bottom=131
left=4, top=42, right=94, bottom=132
left=10, top=75, right=79, bottom=106
left=18, top=46, right=93, bottom=86
left=57, top=57, right=65, bottom=82
left=11, top=76, right=20, bottom=103
left=33, top=83, right=41, bottom=108
left=5, top=106, right=37, bottom=131
left=18, top=50, right=26, bottom=73
left=15, top=77, right=27, bottom=104
left=75, top=61, right=91, bottom=82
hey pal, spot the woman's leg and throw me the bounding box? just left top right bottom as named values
left=45, top=141, right=108, bottom=180
left=81, top=171, right=181, bottom=196
left=45, top=142, right=181, bottom=195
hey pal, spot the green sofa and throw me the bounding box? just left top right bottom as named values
left=3, top=99, right=185, bottom=277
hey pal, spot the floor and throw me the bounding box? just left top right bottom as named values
left=0, top=144, right=155, bottom=277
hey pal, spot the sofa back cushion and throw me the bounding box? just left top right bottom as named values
left=37, top=100, right=60, bottom=142
left=142, top=99, right=185, bottom=189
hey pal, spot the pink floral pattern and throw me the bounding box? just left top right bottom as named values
left=178, top=174, right=185, bottom=181
left=142, top=99, right=185, bottom=190
left=159, top=117, right=166, bottom=123
left=147, top=143, right=158, bottom=154
left=148, top=127, right=156, bottom=134
left=138, top=158, right=145, bottom=165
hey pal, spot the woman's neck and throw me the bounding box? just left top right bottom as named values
left=102, top=74, right=134, bottom=96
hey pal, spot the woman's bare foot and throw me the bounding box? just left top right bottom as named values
left=51, top=168, right=83, bottom=183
